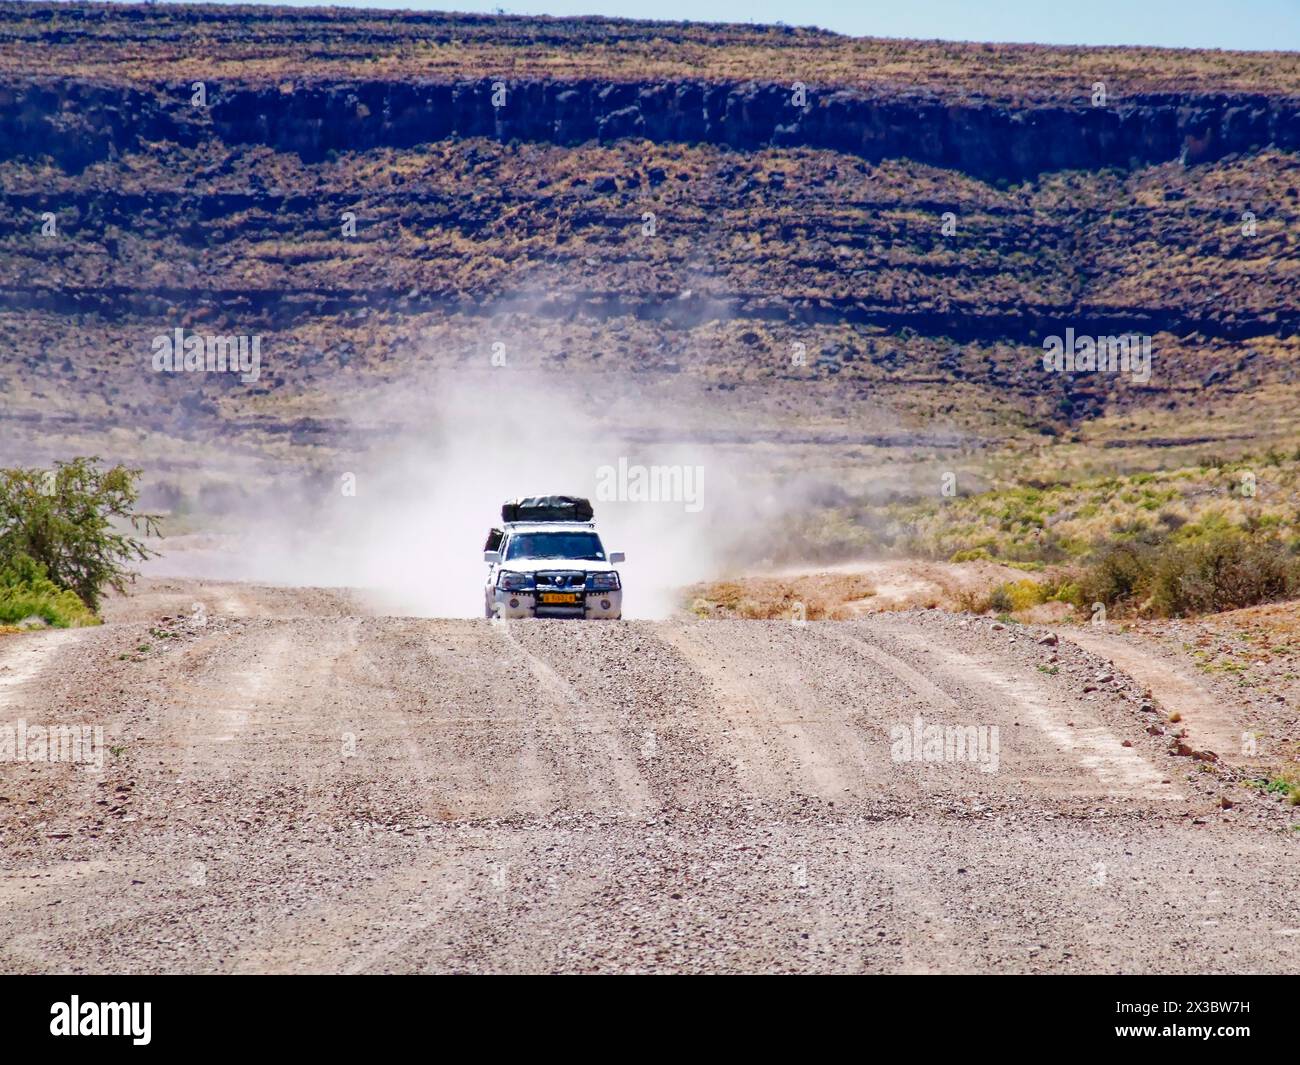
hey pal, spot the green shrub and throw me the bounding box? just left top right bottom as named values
left=0, top=554, right=98, bottom=628
left=1148, top=533, right=1298, bottom=616
left=0, top=458, right=159, bottom=612
left=1074, top=525, right=1300, bottom=617
left=987, top=584, right=1014, bottom=613
left=1046, top=579, right=1079, bottom=603
left=1075, top=541, right=1155, bottom=611
left=1003, top=578, right=1047, bottom=610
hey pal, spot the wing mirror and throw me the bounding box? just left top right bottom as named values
left=484, top=550, right=501, bottom=564
left=609, top=551, right=625, bottom=564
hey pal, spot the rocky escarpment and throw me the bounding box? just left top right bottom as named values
left=3, top=77, right=1298, bottom=180
left=1, top=277, right=1296, bottom=343
left=2, top=3, right=1298, bottom=448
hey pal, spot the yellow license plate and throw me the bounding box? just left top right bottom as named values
left=539, top=593, right=578, bottom=604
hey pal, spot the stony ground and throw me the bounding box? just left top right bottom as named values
left=0, top=578, right=1295, bottom=974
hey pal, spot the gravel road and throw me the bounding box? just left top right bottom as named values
left=0, top=580, right=1296, bottom=974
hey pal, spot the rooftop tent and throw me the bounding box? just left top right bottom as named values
left=501, top=496, right=594, bottom=523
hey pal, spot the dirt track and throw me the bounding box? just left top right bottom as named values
left=0, top=579, right=1296, bottom=974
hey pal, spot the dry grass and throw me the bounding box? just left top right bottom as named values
left=685, top=573, right=877, bottom=620
left=683, top=560, right=1055, bottom=620
left=883, top=450, right=1300, bottom=567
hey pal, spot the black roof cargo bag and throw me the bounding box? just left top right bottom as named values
left=501, top=496, right=594, bottom=523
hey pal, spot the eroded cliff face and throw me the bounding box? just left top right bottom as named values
left=2, top=5, right=1298, bottom=446
left=4, top=77, right=1297, bottom=178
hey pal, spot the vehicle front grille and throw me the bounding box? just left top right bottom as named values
left=535, top=571, right=586, bottom=590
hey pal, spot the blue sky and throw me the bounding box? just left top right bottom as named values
left=161, top=0, right=1300, bottom=50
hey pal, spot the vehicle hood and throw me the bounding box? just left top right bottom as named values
left=497, top=558, right=617, bottom=574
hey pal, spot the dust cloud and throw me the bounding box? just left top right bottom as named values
left=147, top=367, right=766, bottom=618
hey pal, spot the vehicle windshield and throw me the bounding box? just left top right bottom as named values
left=505, top=532, right=605, bottom=561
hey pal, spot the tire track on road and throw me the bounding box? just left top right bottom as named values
left=1062, top=627, right=1257, bottom=767
left=0, top=630, right=85, bottom=712
left=657, top=622, right=885, bottom=801
left=856, top=620, right=1179, bottom=801
left=493, top=618, right=654, bottom=816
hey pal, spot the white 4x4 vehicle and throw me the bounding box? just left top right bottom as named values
left=483, top=497, right=624, bottom=620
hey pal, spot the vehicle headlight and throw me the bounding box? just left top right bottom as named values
left=588, top=571, right=620, bottom=591
left=497, top=571, right=535, bottom=591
